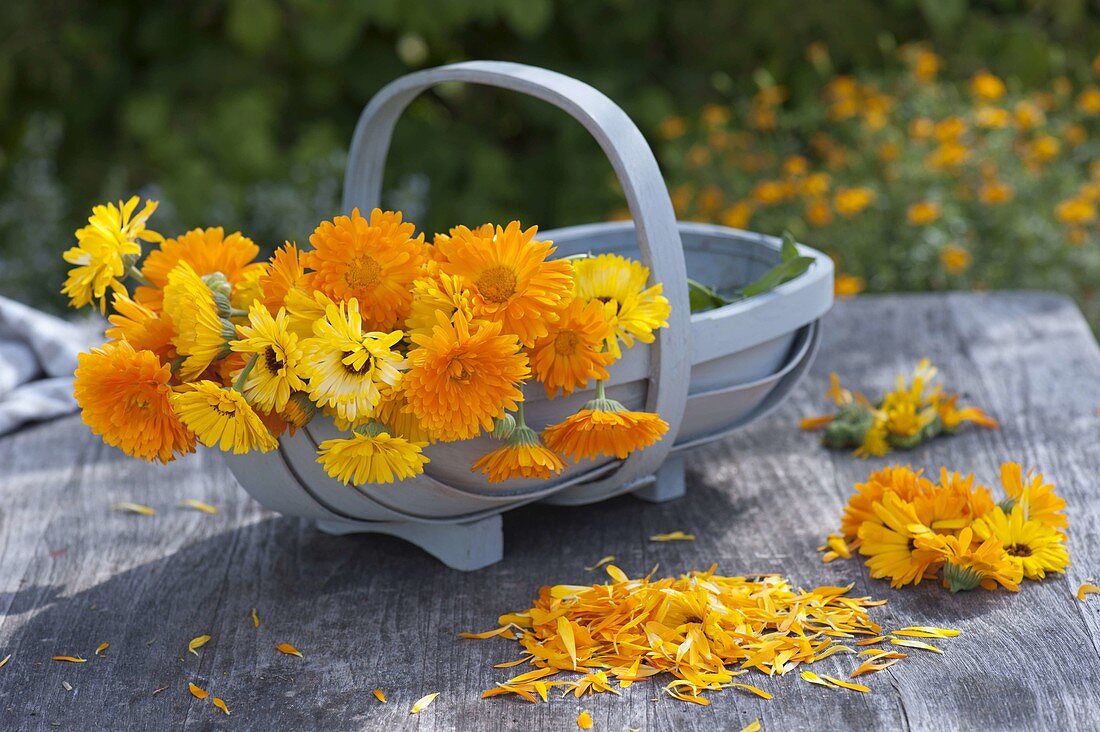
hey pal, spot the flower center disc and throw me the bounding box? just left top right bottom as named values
left=555, top=330, right=580, bottom=356
left=476, top=265, right=517, bottom=304
left=1005, top=543, right=1033, bottom=557
left=345, top=255, right=383, bottom=290
left=263, top=345, right=284, bottom=374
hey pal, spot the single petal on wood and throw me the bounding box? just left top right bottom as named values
left=409, top=692, right=439, bottom=714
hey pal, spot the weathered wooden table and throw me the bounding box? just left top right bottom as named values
left=1, top=292, right=1098, bottom=731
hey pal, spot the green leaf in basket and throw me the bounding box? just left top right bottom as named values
left=687, top=278, right=734, bottom=313
left=741, top=231, right=814, bottom=298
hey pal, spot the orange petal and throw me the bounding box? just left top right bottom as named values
left=188, top=682, right=209, bottom=700
left=276, top=642, right=303, bottom=658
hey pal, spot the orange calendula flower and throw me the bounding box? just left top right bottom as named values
left=138, top=227, right=264, bottom=309
left=906, top=201, right=941, bottom=226
left=74, top=341, right=195, bottom=463
left=833, top=187, right=875, bottom=218
left=915, top=526, right=1021, bottom=592
left=259, top=242, right=312, bottom=314
left=317, top=422, right=428, bottom=485
left=472, top=423, right=565, bottom=483
left=62, top=196, right=162, bottom=312
left=970, top=70, right=1006, bottom=101
left=304, top=208, right=425, bottom=330
left=528, top=298, right=614, bottom=399
left=106, top=292, right=177, bottom=363
left=833, top=273, right=865, bottom=298
left=436, top=221, right=574, bottom=347
left=403, top=311, right=530, bottom=442
left=938, top=246, right=972, bottom=275
left=542, top=384, right=668, bottom=462
left=171, top=380, right=278, bottom=454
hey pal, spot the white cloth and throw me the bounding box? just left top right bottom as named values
left=0, top=296, right=102, bottom=436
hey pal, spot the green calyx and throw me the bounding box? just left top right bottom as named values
left=943, top=561, right=982, bottom=593
left=506, top=424, right=542, bottom=448
left=822, top=403, right=875, bottom=449
left=353, top=420, right=389, bottom=438
left=492, top=413, right=517, bottom=441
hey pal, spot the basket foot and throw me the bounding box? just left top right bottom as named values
left=315, top=514, right=503, bottom=571
left=632, top=455, right=686, bottom=503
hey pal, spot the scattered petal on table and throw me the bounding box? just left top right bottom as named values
left=731, top=683, right=772, bottom=700
left=188, top=682, right=209, bottom=700
left=1077, top=582, right=1100, bottom=601
left=372, top=689, right=386, bottom=703
left=95, top=642, right=109, bottom=655
left=251, top=608, right=261, bottom=628
left=112, top=502, right=155, bottom=516
left=577, top=710, right=593, bottom=729
left=62, top=681, right=72, bottom=691
left=0, top=654, right=10, bottom=669
left=890, top=638, right=942, bottom=654
left=52, top=656, right=86, bottom=663
left=188, top=635, right=211, bottom=656
left=410, top=692, right=439, bottom=714
left=276, top=642, right=303, bottom=658
left=585, top=555, right=616, bottom=571
left=741, top=721, right=762, bottom=732
left=649, top=531, right=695, bottom=542
left=822, top=675, right=870, bottom=692
left=213, top=697, right=230, bottom=716
left=179, top=499, right=218, bottom=514
left=458, top=627, right=514, bottom=640
left=892, top=626, right=960, bottom=638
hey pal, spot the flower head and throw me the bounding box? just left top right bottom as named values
left=171, top=380, right=278, bottom=454
left=472, top=424, right=565, bottom=483
left=106, top=292, right=177, bottom=363
left=436, top=221, right=574, bottom=347
left=403, top=311, right=530, bottom=442
left=317, top=423, right=428, bottom=485
left=300, top=299, right=405, bottom=425
left=840, top=466, right=935, bottom=540
left=260, top=242, right=312, bottom=314
left=998, top=463, right=1067, bottom=532
left=304, top=208, right=425, bottom=330
left=572, top=254, right=670, bottom=359
left=405, top=267, right=475, bottom=340
left=529, top=298, right=615, bottom=398
left=939, top=246, right=972, bottom=275
left=62, top=196, right=161, bottom=311
left=857, top=492, right=942, bottom=588
left=162, top=262, right=236, bottom=381
left=915, top=527, right=1022, bottom=592
left=973, top=505, right=1069, bottom=580
left=906, top=201, right=941, bottom=226
left=138, top=227, right=263, bottom=309
left=74, top=341, right=195, bottom=463
left=833, top=187, right=875, bottom=218
left=229, top=303, right=306, bottom=412
left=542, top=389, right=668, bottom=462
left=970, top=70, right=1006, bottom=101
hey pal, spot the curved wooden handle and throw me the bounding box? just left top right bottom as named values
left=343, top=61, right=691, bottom=488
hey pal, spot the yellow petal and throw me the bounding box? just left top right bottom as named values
left=276, top=642, right=303, bottom=658
left=52, top=656, right=86, bottom=663
left=410, top=692, right=439, bottom=714
left=179, top=499, right=219, bottom=514
left=731, top=682, right=772, bottom=700
left=605, top=564, right=629, bottom=583
left=890, top=638, right=942, bottom=654
left=649, top=531, right=696, bottom=542
left=585, top=555, right=616, bottom=571
left=855, top=636, right=887, bottom=646
left=95, top=642, right=109, bottom=655
left=251, top=608, right=261, bottom=628
left=577, top=710, right=593, bottom=729
left=493, top=656, right=533, bottom=668
left=0, top=654, right=9, bottom=669
left=822, top=675, right=871, bottom=692
left=557, top=616, right=578, bottom=669
left=741, top=721, right=762, bottom=732
left=112, top=502, right=155, bottom=516
left=800, top=671, right=834, bottom=688
left=892, top=626, right=960, bottom=638
left=62, top=681, right=73, bottom=691
left=187, top=635, right=211, bottom=656
left=458, top=627, right=515, bottom=640
left=372, top=689, right=386, bottom=703
left=1077, top=583, right=1100, bottom=601
left=188, top=682, right=209, bottom=700
left=212, top=697, right=230, bottom=716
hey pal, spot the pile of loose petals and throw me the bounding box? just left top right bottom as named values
left=63, top=197, right=675, bottom=487
left=800, top=359, right=998, bottom=457
left=463, top=565, right=956, bottom=705
left=822, top=463, right=1070, bottom=592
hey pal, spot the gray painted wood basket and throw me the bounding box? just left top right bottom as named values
left=224, top=61, right=834, bottom=570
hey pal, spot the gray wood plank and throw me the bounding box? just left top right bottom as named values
left=0, top=292, right=1097, bottom=731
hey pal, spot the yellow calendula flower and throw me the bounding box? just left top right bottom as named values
left=972, top=505, right=1069, bottom=580
left=833, top=187, right=875, bottom=218
left=62, top=196, right=162, bottom=312
left=572, top=253, right=671, bottom=359
left=840, top=466, right=935, bottom=540
left=542, top=384, right=668, bottom=462
left=998, top=463, right=1067, bottom=533
left=834, top=273, right=865, bottom=298
left=436, top=221, right=574, bottom=347
left=406, top=267, right=475, bottom=340
left=858, top=492, right=942, bottom=588
left=975, top=106, right=1011, bottom=129
left=529, top=298, right=614, bottom=399
left=805, top=198, right=833, bottom=227
left=374, top=391, right=435, bottom=444
left=403, top=311, right=530, bottom=442
left=472, top=423, right=565, bottom=483
left=978, top=180, right=1013, bottom=206
left=162, top=262, right=236, bottom=381
left=317, top=423, right=428, bottom=485
left=300, top=299, right=405, bottom=425
left=1077, top=86, right=1100, bottom=115
left=74, top=341, right=195, bottom=463
left=750, top=180, right=788, bottom=206
left=171, top=380, right=277, bottom=454
left=229, top=303, right=306, bottom=412
left=138, top=227, right=263, bottom=310
left=304, top=208, right=425, bottom=331
left=906, top=201, right=941, bottom=226
left=939, top=245, right=972, bottom=275
left=719, top=201, right=754, bottom=229
left=1028, top=135, right=1061, bottom=165
left=1055, top=197, right=1097, bottom=225
left=970, top=70, right=1006, bottom=101
left=284, top=287, right=336, bottom=340
left=916, top=527, right=1021, bottom=592
left=106, top=292, right=177, bottom=364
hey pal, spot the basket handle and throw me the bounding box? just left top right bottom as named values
left=343, top=60, right=691, bottom=490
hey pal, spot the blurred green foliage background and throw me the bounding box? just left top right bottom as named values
left=1, top=0, right=1098, bottom=311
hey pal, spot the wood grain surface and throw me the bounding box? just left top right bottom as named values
left=0, top=292, right=1097, bottom=731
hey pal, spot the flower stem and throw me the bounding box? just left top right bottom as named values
left=596, top=380, right=607, bottom=400
left=233, top=354, right=259, bottom=392
left=126, top=265, right=153, bottom=288
left=516, top=401, right=527, bottom=430
left=229, top=308, right=249, bottom=318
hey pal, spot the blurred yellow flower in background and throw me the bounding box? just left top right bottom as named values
left=1056, top=198, right=1097, bottom=225
left=1077, top=86, right=1100, bottom=114
left=834, top=273, right=865, bottom=298
left=939, top=246, right=972, bottom=275
left=906, top=201, right=941, bottom=226
left=970, top=70, right=1006, bottom=101
left=834, top=187, right=875, bottom=217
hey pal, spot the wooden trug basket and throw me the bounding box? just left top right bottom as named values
left=225, top=61, right=833, bottom=570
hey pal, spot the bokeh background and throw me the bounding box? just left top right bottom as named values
left=2, top=1, right=1099, bottom=319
